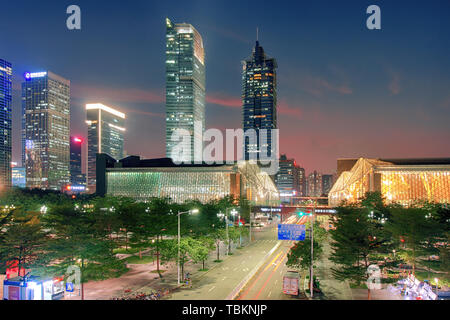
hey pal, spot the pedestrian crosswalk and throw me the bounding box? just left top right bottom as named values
left=256, top=239, right=279, bottom=243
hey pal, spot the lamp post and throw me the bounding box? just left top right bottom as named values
left=310, top=201, right=316, bottom=299
left=435, top=278, right=439, bottom=296
left=177, top=209, right=199, bottom=285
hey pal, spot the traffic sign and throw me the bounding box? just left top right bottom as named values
left=66, top=282, right=74, bottom=292
left=278, top=224, right=306, bottom=241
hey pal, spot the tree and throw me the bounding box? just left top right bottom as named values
left=193, top=236, right=215, bottom=270
left=0, top=209, right=49, bottom=276
left=43, top=204, right=126, bottom=300
left=286, top=220, right=326, bottom=293
left=329, top=195, right=390, bottom=299
left=385, top=205, right=440, bottom=275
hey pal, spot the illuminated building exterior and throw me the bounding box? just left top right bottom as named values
left=165, top=18, right=205, bottom=163
left=307, top=170, right=323, bottom=197
left=275, top=154, right=300, bottom=203
left=12, top=166, right=26, bottom=188
left=322, top=174, right=335, bottom=196
left=70, top=136, right=85, bottom=186
left=96, top=154, right=279, bottom=205
left=298, top=167, right=307, bottom=197
left=0, top=59, right=12, bottom=191
left=242, top=40, right=277, bottom=161
left=329, top=158, right=450, bottom=206
left=86, top=103, right=125, bottom=193
left=22, top=71, right=70, bottom=190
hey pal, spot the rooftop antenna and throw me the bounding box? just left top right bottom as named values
left=256, top=27, right=259, bottom=42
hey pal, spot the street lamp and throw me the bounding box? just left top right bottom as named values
left=435, top=278, right=439, bottom=296
left=177, top=209, right=199, bottom=285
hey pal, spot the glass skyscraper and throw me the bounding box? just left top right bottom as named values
left=22, top=71, right=70, bottom=190
left=165, top=18, right=205, bottom=164
left=242, top=41, right=277, bottom=161
left=0, top=59, right=12, bottom=191
left=86, top=103, right=125, bottom=193
left=70, top=136, right=85, bottom=186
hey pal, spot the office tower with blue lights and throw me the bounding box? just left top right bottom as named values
left=165, top=18, right=205, bottom=163
left=242, top=41, right=277, bottom=161
left=86, top=103, right=125, bottom=193
left=22, top=71, right=71, bottom=190
left=0, top=59, right=12, bottom=191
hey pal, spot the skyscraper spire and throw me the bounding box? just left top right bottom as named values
left=256, top=27, right=259, bottom=42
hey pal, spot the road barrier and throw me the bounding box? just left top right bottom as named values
left=225, top=240, right=282, bottom=300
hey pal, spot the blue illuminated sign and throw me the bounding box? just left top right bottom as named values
left=278, top=224, right=306, bottom=241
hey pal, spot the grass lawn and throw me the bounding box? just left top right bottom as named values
left=125, top=255, right=154, bottom=264
left=113, top=247, right=145, bottom=254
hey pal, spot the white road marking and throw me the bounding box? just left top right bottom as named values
left=268, top=291, right=272, bottom=297
left=275, top=280, right=278, bottom=285
left=208, top=286, right=216, bottom=292
left=222, top=276, right=227, bottom=281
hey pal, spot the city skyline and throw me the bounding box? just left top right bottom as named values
left=1, top=1, right=450, bottom=174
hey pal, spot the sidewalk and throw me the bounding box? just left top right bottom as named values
left=314, top=240, right=353, bottom=300
left=64, top=238, right=238, bottom=300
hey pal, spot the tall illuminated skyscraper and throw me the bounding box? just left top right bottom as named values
left=22, top=71, right=70, bottom=190
left=0, top=59, right=12, bottom=191
left=165, top=18, right=205, bottom=163
left=86, top=103, right=125, bottom=193
left=242, top=41, right=277, bottom=161
left=70, top=136, right=85, bottom=186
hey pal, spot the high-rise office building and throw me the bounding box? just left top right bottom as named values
left=165, top=18, right=205, bottom=163
left=0, top=59, right=12, bottom=191
left=275, top=154, right=300, bottom=203
left=86, top=103, right=125, bottom=193
left=70, top=136, right=85, bottom=186
left=242, top=40, right=277, bottom=161
left=307, top=170, right=323, bottom=197
left=22, top=71, right=70, bottom=190
left=298, top=167, right=307, bottom=197
left=321, top=174, right=335, bottom=196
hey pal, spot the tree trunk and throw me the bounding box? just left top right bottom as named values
left=217, top=242, right=220, bottom=260
left=202, top=260, right=205, bottom=270
left=156, top=235, right=161, bottom=277
left=81, top=258, right=85, bottom=300
left=368, top=288, right=371, bottom=300
left=139, top=249, right=142, bottom=260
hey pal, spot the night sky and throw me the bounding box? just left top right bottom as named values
left=1, top=0, right=450, bottom=174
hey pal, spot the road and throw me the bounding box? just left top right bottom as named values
left=168, top=220, right=282, bottom=300
left=237, top=215, right=308, bottom=300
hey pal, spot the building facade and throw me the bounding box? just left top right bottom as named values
left=0, top=59, right=12, bottom=191
left=242, top=41, right=277, bottom=161
left=321, top=174, right=334, bottom=196
left=165, top=18, right=205, bottom=164
left=307, top=170, right=323, bottom=197
left=96, top=154, right=279, bottom=205
left=298, top=167, right=307, bottom=197
left=86, top=103, right=125, bottom=193
left=275, top=154, right=300, bottom=203
left=12, top=166, right=26, bottom=188
left=329, top=158, right=450, bottom=206
left=22, top=71, right=70, bottom=190
left=70, top=136, right=85, bottom=186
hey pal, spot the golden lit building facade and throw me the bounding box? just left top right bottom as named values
left=329, top=158, right=450, bottom=207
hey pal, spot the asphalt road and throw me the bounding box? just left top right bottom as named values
left=169, top=220, right=282, bottom=300
left=237, top=215, right=309, bottom=300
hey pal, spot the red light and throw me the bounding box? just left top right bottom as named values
left=66, top=185, right=71, bottom=191
left=73, top=137, right=83, bottom=143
